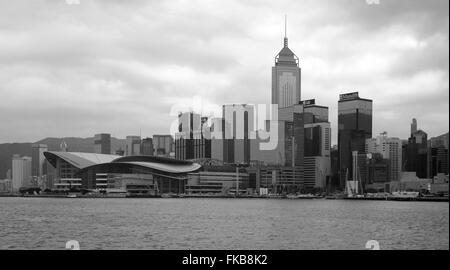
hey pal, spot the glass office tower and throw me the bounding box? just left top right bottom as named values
left=338, top=92, right=373, bottom=189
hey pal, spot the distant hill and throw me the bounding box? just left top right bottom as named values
left=0, top=137, right=126, bottom=179
left=0, top=143, right=32, bottom=179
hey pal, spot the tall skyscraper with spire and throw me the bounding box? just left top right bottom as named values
left=272, top=16, right=301, bottom=108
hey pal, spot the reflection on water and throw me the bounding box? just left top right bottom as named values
left=0, top=198, right=448, bottom=250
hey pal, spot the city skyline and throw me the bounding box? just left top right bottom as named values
left=0, top=0, right=448, bottom=145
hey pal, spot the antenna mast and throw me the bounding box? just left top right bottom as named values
left=284, top=15, right=288, bottom=47
left=285, top=14, right=287, bottom=37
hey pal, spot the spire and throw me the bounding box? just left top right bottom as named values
left=275, top=14, right=298, bottom=66
left=284, top=14, right=288, bottom=48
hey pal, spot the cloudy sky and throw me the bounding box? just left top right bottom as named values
left=0, top=0, right=448, bottom=144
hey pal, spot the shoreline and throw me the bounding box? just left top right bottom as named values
left=0, top=194, right=448, bottom=202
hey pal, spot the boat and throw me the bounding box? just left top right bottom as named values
left=66, top=194, right=77, bottom=198
left=286, top=194, right=320, bottom=199
left=390, top=191, right=419, bottom=199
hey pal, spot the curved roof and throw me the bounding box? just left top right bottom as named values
left=44, top=151, right=121, bottom=169
left=111, top=156, right=201, bottom=173
left=44, top=151, right=202, bottom=174
left=112, top=155, right=194, bottom=165
left=113, top=161, right=201, bottom=174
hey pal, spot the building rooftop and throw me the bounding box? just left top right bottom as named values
left=44, top=151, right=201, bottom=174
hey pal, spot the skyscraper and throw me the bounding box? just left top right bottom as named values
left=272, top=19, right=301, bottom=109
left=405, top=119, right=428, bottom=178
left=153, top=135, right=174, bottom=157
left=141, top=137, right=154, bottom=156
left=366, top=134, right=402, bottom=182
left=338, top=92, right=373, bottom=189
left=266, top=19, right=304, bottom=189
left=31, top=144, right=48, bottom=179
left=428, top=132, right=449, bottom=178
left=12, top=155, right=32, bottom=192
left=94, top=133, right=111, bottom=154
left=411, top=118, right=418, bottom=135
left=303, top=100, right=331, bottom=190
left=175, top=112, right=211, bottom=160
left=277, top=104, right=305, bottom=188
left=222, top=104, right=254, bottom=164
left=125, top=136, right=141, bottom=156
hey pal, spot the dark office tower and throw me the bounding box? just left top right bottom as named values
left=175, top=112, right=211, bottom=160
left=411, top=118, right=417, bottom=135
left=405, top=119, right=428, bottom=178
left=302, top=99, right=329, bottom=123
left=94, top=133, right=111, bottom=154
left=427, top=132, right=449, bottom=178
left=338, top=92, right=373, bottom=189
left=272, top=19, right=301, bottom=108
left=31, top=144, right=48, bottom=178
left=141, top=137, right=154, bottom=156
left=289, top=112, right=304, bottom=168
left=330, top=145, right=340, bottom=191
left=302, top=100, right=332, bottom=191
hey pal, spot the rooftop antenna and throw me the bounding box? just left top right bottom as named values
left=286, top=15, right=288, bottom=37
left=284, top=14, right=288, bottom=47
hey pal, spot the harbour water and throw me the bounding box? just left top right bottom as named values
left=0, top=197, right=448, bottom=250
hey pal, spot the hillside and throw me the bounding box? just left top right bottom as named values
left=0, top=137, right=126, bottom=179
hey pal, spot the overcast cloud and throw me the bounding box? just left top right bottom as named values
left=0, top=0, right=448, bottom=144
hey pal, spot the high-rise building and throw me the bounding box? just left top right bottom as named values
left=366, top=134, right=402, bottom=182
left=302, top=99, right=328, bottom=123
left=141, top=137, right=154, bottom=156
left=175, top=112, right=211, bottom=160
left=338, top=92, right=373, bottom=189
left=427, top=132, right=449, bottom=178
left=153, top=135, right=174, bottom=157
left=94, top=133, right=111, bottom=154
left=302, top=100, right=331, bottom=190
left=222, top=104, right=254, bottom=164
left=411, top=118, right=417, bottom=135
left=258, top=23, right=304, bottom=189
left=272, top=21, right=301, bottom=109
left=366, top=153, right=390, bottom=184
left=31, top=144, right=48, bottom=188
left=12, top=155, right=32, bottom=192
left=271, top=103, right=305, bottom=189
left=45, top=160, right=56, bottom=190
left=404, top=119, right=428, bottom=178
left=278, top=104, right=304, bottom=165
left=31, top=144, right=47, bottom=178
left=330, top=145, right=340, bottom=191
left=125, top=136, right=141, bottom=156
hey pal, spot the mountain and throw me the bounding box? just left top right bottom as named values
left=0, top=137, right=126, bottom=179
left=0, top=143, right=33, bottom=179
